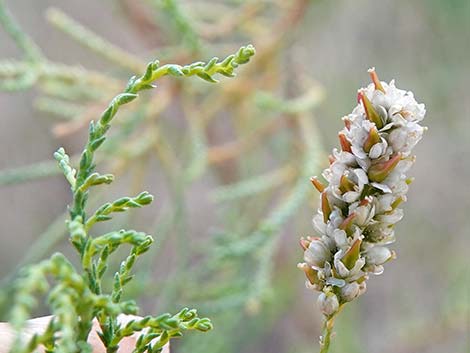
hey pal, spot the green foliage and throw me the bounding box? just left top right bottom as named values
left=2, top=4, right=255, bottom=348
left=0, top=1, right=321, bottom=353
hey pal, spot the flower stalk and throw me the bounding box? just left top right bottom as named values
left=319, top=305, right=344, bottom=353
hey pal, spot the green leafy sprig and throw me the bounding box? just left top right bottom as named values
left=7, top=45, right=255, bottom=353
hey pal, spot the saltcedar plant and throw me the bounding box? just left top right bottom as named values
left=5, top=46, right=255, bottom=353
left=298, top=69, right=426, bottom=353
left=0, top=2, right=320, bottom=352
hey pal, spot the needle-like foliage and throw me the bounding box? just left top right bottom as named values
left=6, top=44, right=255, bottom=353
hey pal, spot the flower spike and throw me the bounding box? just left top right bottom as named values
left=298, top=69, right=426, bottom=351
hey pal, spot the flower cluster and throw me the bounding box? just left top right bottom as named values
left=298, top=69, right=426, bottom=316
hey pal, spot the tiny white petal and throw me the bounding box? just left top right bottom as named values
left=365, top=246, right=392, bottom=265
left=371, top=182, right=392, bottom=193
left=351, top=145, right=367, bottom=159
left=356, top=156, right=370, bottom=170
left=353, top=168, right=369, bottom=187
left=369, top=143, right=384, bottom=159
left=333, top=229, right=348, bottom=248
left=343, top=191, right=361, bottom=203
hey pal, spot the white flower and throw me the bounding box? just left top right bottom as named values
left=364, top=246, right=394, bottom=265
left=388, top=123, right=425, bottom=156
left=317, top=292, right=339, bottom=316
left=304, top=238, right=332, bottom=268
left=333, top=253, right=365, bottom=281
left=340, top=282, right=360, bottom=302
left=299, top=69, right=426, bottom=307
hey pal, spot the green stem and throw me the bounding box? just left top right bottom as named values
left=319, top=305, right=344, bottom=353
left=319, top=315, right=335, bottom=353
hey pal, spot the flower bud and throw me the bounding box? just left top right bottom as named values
left=340, top=282, right=360, bottom=302
left=304, top=238, right=331, bottom=268
left=317, top=292, right=339, bottom=316
left=365, top=246, right=394, bottom=265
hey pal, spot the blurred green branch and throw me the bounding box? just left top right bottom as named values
left=211, top=165, right=295, bottom=203
left=0, top=0, right=43, bottom=61
left=5, top=40, right=255, bottom=350
left=146, top=0, right=201, bottom=53
left=46, top=8, right=145, bottom=73
left=0, top=160, right=62, bottom=186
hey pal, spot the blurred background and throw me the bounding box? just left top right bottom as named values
left=0, top=1, right=469, bottom=352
